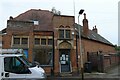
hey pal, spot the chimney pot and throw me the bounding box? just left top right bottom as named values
left=84, top=13, right=86, bottom=19
left=9, top=16, right=13, bottom=20
left=95, top=25, right=97, bottom=28
left=92, top=25, right=98, bottom=33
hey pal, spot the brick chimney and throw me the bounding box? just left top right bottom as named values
left=92, top=25, right=98, bottom=33
left=82, top=13, right=89, bottom=36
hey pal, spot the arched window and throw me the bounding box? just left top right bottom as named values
left=59, top=25, right=64, bottom=28
left=59, top=25, right=71, bottom=39
left=65, top=26, right=70, bottom=28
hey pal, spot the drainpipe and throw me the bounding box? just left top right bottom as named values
left=51, top=31, right=54, bottom=76
left=76, top=34, right=79, bottom=74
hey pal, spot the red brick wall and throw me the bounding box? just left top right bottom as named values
left=109, top=54, right=119, bottom=66
left=110, top=55, right=116, bottom=65
left=70, top=49, right=77, bottom=72
left=54, top=49, right=60, bottom=75
left=82, top=38, right=115, bottom=63
left=103, top=55, right=111, bottom=69
left=103, top=54, right=119, bottom=72
left=2, top=34, right=12, bottom=49
left=52, top=15, right=78, bottom=75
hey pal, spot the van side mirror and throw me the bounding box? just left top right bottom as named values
left=34, top=61, right=40, bottom=68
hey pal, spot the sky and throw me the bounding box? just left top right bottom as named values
left=0, top=0, right=119, bottom=45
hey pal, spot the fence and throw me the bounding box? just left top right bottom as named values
left=86, top=52, right=120, bottom=73
left=103, top=53, right=120, bottom=72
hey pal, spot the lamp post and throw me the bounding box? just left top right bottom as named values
left=78, top=9, right=84, bottom=80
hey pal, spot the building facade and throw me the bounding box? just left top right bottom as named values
left=2, top=9, right=115, bottom=75
left=0, top=31, right=2, bottom=49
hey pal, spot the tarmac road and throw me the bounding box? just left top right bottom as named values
left=47, top=77, right=120, bottom=80
left=47, top=65, right=120, bottom=80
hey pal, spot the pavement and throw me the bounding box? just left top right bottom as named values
left=47, top=65, right=120, bottom=80
left=83, top=65, right=120, bottom=78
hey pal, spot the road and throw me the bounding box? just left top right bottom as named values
left=47, top=65, right=120, bottom=80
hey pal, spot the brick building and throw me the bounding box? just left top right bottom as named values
left=76, top=13, right=115, bottom=63
left=75, top=13, right=116, bottom=72
left=2, top=9, right=115, bottom=75
left=0, top=31, right=2, bottom=49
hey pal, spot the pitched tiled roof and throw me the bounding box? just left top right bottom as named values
left=13, top=9, right=54, bottom=31
left=74, top=23, right=113, bottom=46
left=87, top=30, right=113, bottom=45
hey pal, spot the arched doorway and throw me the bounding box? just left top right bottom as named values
left=59, top=41, right=72, bottom=72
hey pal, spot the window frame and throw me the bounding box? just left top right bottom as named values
left=34, top=38, right=40, bottom=45
left=21, top=38, right=28, bottom=44
left=33, top=20, right=39, bottom=25
left=13, top=37, right=20, bottom=44
left=65, top=29, right=71, bottom=38
left=12, top=36, right=29, bottom=46
left=48, top=39, right=53, bottom=45
left=59, top=29, right=64, bottom=39
left=41, top=38, right=46, bottom=45
left=58, top=28, right=71, bottom=39
left=4, top=57, right=31, bottom=74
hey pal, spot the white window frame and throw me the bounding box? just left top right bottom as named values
left=12, top=36, right=29, bottom=47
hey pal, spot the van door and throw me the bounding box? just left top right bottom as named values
left=3, top=57, right=30, bottom=80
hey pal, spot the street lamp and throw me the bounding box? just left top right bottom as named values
left=78, top=9, right=84, bottom=24
left=78, top=9, right=84, bottom=80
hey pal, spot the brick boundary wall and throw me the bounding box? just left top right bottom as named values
left=103, top=53, right=120, bottom=72
left=86, top=52, right=120, bottom=73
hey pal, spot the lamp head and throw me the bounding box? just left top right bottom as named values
left=79, top=9, right=84, bottom=15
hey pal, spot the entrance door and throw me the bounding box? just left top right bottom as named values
left=59, top=50, right=71, bottom=72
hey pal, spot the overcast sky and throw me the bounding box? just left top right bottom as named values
left=0, top=0, right=119, bottom=45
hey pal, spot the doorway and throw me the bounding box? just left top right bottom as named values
left=59, top=49, right=71, bottom=72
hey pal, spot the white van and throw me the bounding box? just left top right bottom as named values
left=0, top=49, right=46, bottom=80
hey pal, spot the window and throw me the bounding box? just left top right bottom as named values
left=34, top=37, right=53, bottom=46
left=35, top=38, right=40, bottom=44
left=13, top=36, right=28, bottom=45
left=66, top=30, right=70, bottom=38
left=14, top=38, right=20, bottom=44
left=41, top=38, right=46, bottom=45
left=33, top=21, right=39, bottom=25
left=48, top=39, right=53, bottom=45
left=59, top=29, right=64, bottom=38
left=59, top=29, right=71, bottom=39
left=4, top=57, right=30, bottom=74
left=34, top=49, right=53, bottom=65
left=22, top=38, right=28, bottom=44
